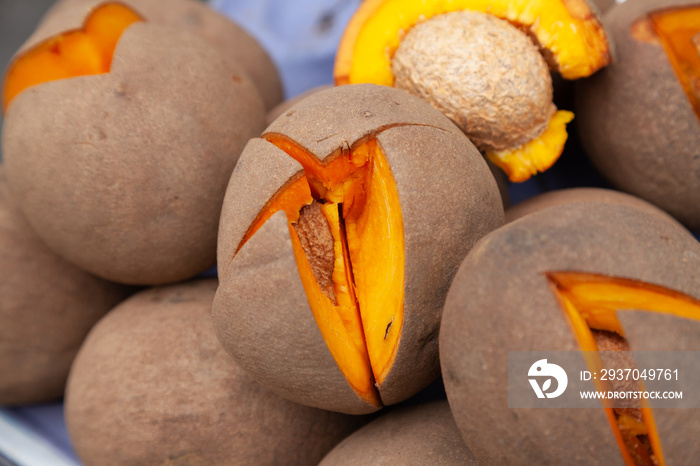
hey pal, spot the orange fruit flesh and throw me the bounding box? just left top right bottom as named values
left=239, top=135, right=405, bottom=406
left=2, top=3, right=142, bottom=112
left=649, top=6, right=700, bottom=121
left=548, top=272, right=700, bottom=466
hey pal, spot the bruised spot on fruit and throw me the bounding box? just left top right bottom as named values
left=235, top=129, right=406, bottom=407
left=2, top=3, right=142, bottom=112
left=334, top=0, right=610, bottom=182
left=648, top=6, right=700, bottom=121
left=548, top=271, right=700, bottom=466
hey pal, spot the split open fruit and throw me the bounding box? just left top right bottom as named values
left=335, top=0, right=612, bottom=182
left=1, top=2, right=266, bottom=284
left=576, top=0, right=700, bottom=231
left=441, top=201, right=700, bottom=465
left=213, top=84, right=505, bottom=414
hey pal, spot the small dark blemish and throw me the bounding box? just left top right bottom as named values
left=231, top=75, right=243, bottom=83
left=384, top=320, right=393, bottom=339
left=114, top=84, right=127, bottom=98
left=286, top=110, right=296, bottom=117
left=317, top=12, right=334, bottom=34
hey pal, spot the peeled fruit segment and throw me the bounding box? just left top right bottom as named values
left=3, top=3, right=142, bottom=111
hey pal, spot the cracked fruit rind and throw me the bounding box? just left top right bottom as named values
left=213, top=84, right=505, bottom=414
left=65, top=280, right=364, bottom=466
left=440, top=202, right=700, bottom=465
left=576, top=0, right=700, bottom=231
left=0, top=167, right=130, bottom=405
left=2, top=5, right=266, bottom=285
left=28, top=0, right=282, bottom=110
left=319, top=401, right=477, bottom=465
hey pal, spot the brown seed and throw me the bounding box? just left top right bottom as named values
left=391, top=11, right=554, bottom=152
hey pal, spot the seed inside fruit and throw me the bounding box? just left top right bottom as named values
left=334, top=0, right=611, bottom=87
left=648, top=6, right=700, bottom=121
left=237, top=132, right=405, bottom=406
left=548, top=272, right=700, bottom=466
left=2, top=3, right=142, bottom=112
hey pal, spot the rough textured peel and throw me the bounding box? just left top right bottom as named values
left=214, top=84, right=504, bottom=413
left=3, top=23, right=266, bottom=284
left=575, top=0, right=700, bottom=230
left=441, top=202, right=700, bottom=464
left=65, top=280, right=364, bottom=466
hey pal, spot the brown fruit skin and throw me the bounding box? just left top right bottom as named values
left=487, top=160, right=509, bottom=209
left=65, top=280, right=364, bottom=466
left=575, top=0, right=700, bottom=231
left=266, top=85, right=333, bottom=125
left=3, top=21, right=266, bottom=285
left=592, top=0, right=615, bottom=14
left=440, top=202, right=700, bottom=465
left=214, top=84, right=505, bottom=414
left=0, top=167, right=130, bottom=405
left=504, top=187, right=686, bottom=228
left=319, top=401, right=477, bottom=465
left=32, top=0, right=283, bottom=110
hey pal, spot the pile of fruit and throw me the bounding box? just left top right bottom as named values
left=1, top=0, right=698, bottom=464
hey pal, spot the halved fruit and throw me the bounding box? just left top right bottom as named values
left=334, top=0, right=612, bottom=182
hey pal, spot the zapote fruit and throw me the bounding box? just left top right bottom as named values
left=213, top=84, right=504, bottom=414
left=2, top=2, right=266, bottom=285
left=0, top=167, right=130, bottom=405
left=576, top=0, right=700, bottom=231
left=441, top=201, right=700, bottom=465
left=319, top=401, right=476, bottom=465
left=66, top=280, right=364, bottom=466
left=504, top=187, right=685, bottom=225
left=334, top=0, right=612, bottom=182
